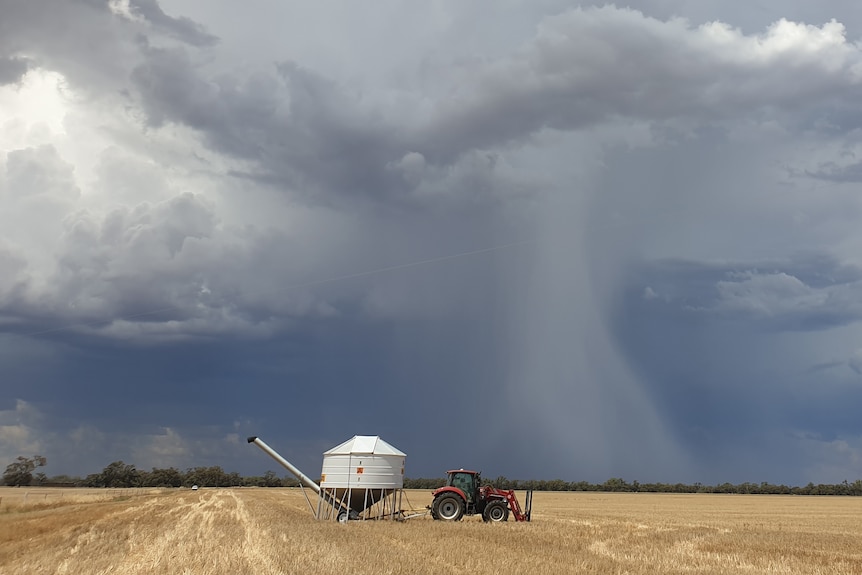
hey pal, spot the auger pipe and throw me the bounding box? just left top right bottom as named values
left=247, top=436, right=360, bottom=520
left=247, top=436, right=321, bottom=494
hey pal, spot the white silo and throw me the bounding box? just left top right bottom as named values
left=318, top=435, right=406, bottom=521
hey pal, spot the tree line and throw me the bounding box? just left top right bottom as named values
left=2, top=456, right=302, bottom=489
left=403, top=476, right=862, bottom=496
left=5, top=455, right=862, bottom=495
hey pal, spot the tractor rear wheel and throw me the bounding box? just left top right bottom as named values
left=482, top=501, right=509, bottom=522
left=432, top=494, right=464, bottom=521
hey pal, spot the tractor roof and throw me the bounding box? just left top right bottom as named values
left=446, top=469, right=478, bottom=475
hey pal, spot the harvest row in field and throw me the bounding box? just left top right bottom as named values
left=2, top=488, right=861, bottom=575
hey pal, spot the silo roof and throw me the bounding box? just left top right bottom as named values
left=324, top=435, right=406, bottom=456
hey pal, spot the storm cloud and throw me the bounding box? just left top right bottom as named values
left=2, top=1, right=862, bottom=485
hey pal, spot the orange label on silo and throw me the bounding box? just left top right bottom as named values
left=356, top=467, right=364, bottom=474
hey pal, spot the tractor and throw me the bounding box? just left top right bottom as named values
left=429, top=469, right=532, bottom=522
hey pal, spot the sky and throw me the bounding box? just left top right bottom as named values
left=2, top=0, right=862, bottom=486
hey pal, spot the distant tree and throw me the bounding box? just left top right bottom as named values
left=569, top=481, right=593, bottom=491
left=2, top=455, right=47, bottom=486
left=143, top=467, right=184, bottom=487
left=602, top=478, right=632, bottom=492
left=261, top=470, right=281, bottom=487
left=403, top=477, right=446, bottom=490
left=185, top=466, right=231, bottom=487
left=715, top=482, right=735, bottom=494
left=46, top=474, right=84, bottom=487
left=99, top=461, right=141, bottom=487
left=490, top=476, right=511, bottom=489
left=83, top=473, right=103, bottom=487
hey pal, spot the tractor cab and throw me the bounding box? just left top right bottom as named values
left=446, top=469, right=479, bottom=505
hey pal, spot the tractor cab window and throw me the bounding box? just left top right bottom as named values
left=449, top=472, right=476, bottom=503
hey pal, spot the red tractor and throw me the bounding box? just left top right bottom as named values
left=429, top=469, right=532, bottom=522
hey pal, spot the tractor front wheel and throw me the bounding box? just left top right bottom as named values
left=482, top=501, right=509, bottom=522
left=432, top=494, right=465, bottom=521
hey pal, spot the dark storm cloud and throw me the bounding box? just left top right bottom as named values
left=6, top=1, right=862, bottom=485
left=614, top=254, right=862, bottom=482
left=0, top=255, right=520, bottom=477
left=130, top=46, right=225, bottom=129
left=806, top=161, right=862, bottom=183
left=0, top=0, right=127, bottom=91
left=130, top=46, right=533, bottom=210
left=131, top=52, right=412, bottom=205
left=127, top=6, right=862, bottom=211
left=0, top=0, right=215, bottom=93
left=632, top=255, right=862, bottom=331
left=420, top=8, right=862, bottom=162
left=0, top=56, right=30, bottom=85
left=1, top=145, right=82, bottom=323
left=23, top=192, right=341, bottom=339
left=129, top=0, right=218, bottom=47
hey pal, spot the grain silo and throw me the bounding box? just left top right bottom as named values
left=318, top=435, right=406, bottom=521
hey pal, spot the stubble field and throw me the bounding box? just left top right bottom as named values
left=1, top=487, right=861, bottom=574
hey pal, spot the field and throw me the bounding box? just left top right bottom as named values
left=2, top=487, right=861, bottom=574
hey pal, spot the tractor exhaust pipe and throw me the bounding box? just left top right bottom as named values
left=247, top=436, right=321, bottom=494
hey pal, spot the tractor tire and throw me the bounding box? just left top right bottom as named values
left=432, top=494, right=464, bottom=521
left=482, top=501, right=509, bottom=523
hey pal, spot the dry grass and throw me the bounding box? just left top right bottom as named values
left=2, top=487, right=861, bottom=574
